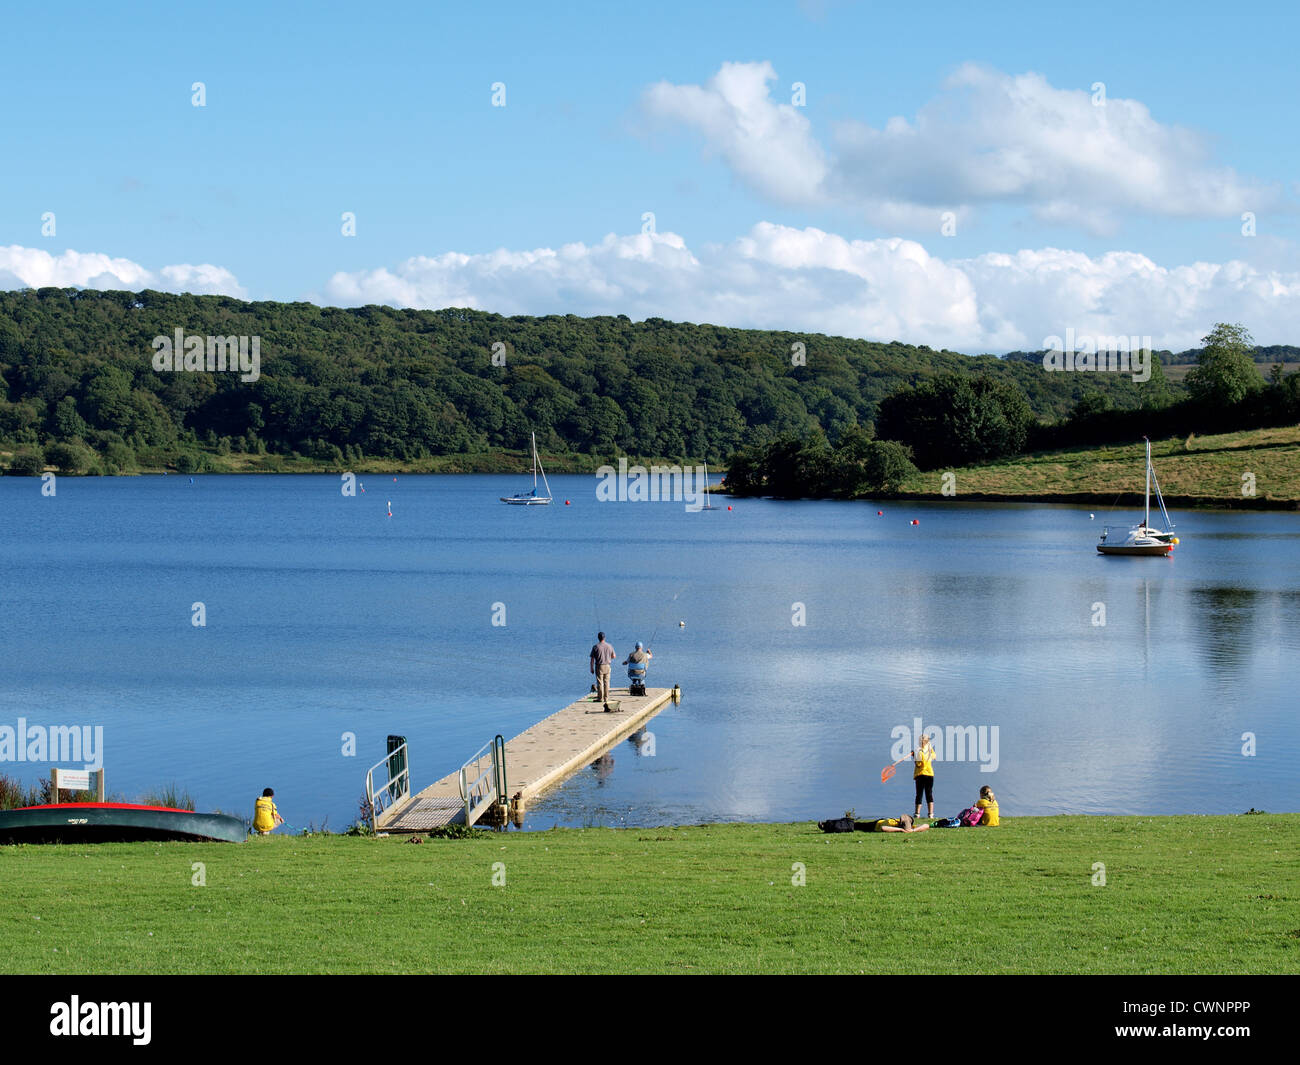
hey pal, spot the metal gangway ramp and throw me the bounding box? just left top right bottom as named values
left=367, top=735, right=506, bottom=832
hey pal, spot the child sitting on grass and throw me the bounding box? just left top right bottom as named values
left=252, top=788, right=284, bottom=835
left=976, top=785, right=999, bottom=826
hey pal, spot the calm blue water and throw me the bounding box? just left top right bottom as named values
left=1, top=474, right=1297, bottom=828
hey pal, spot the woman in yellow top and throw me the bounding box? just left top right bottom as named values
left=912, top=734, right=936, bottom=821
left=976, top=785, right=999, bottom=826
left=253, top=788, right=284, bottom=835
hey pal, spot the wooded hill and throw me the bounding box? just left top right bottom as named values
left=0, top=287, right=1174, bottom=474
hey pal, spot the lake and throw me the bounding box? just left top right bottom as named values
left=1, top=473, right=1296, bottom=829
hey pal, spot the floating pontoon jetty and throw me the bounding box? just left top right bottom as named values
left=369, top=685, right=680, bottom=832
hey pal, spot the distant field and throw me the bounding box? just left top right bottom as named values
left=899, top=426, right=1300, bottom=505
left=1, top=816, right=1296, bottom=974
left=1161, top=361, right=1297, bottom=383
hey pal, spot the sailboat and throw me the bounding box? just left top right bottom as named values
left=700, top=462, right=718, bottom=510
left=1097, top=438, right=1180, bottom=556
left=500, top=432, right=552, bottom=505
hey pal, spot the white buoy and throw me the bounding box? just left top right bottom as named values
left=679, top=621, right=685, bottom=628
left=1089, top=513, right=1095, bottom=520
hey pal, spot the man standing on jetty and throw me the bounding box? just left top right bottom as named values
left=590, top=632, right=616, bottom=705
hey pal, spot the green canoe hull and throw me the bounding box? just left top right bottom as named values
left=0, top=803, right=247, bottom=844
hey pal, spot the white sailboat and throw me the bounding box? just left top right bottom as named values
left=700, top=462, right=718, bottom=510
left=1097, top=437, right=1179, bottom=556
left=500, top=432, right=552, bottom=505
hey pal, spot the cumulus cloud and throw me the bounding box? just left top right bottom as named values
left=0, top=245, right=245, bottom=297
left=642, top=60, right=827, bottom=205
left=322, top=224, right=1300, bottom=353
left=644, top=61, right=1283, bottom=231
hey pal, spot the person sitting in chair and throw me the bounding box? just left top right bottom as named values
left=624, top=642, right=651, bottom=693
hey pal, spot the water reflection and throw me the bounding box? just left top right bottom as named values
left=1190, top=586, right=1260, bottom=678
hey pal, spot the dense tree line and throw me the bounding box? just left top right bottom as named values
left=725, top=426, right=918, bottom=498
left=1, top=287, right=1170, bottom=475
left=731, top=324, right=1300, bottom=500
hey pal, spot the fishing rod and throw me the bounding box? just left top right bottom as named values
left=646, top=583, right=690, bottom=651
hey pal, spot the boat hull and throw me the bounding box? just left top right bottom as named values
left=1097, top=544, right=1173, bottom=556
left=0, top=803, right=247, bottom=844
left=500, top=497, right=550, bottom=505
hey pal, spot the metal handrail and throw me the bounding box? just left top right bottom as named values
left=458, top=739, right=497, bottom=826
left=364, top=742, right=410, bottom=832
left=493, top=734, right=507, bottom=805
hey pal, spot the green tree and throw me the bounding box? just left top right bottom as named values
left=1186, top=323, right=1260, bottom=407
left=7, top=447, right=45, bottom=476
left=862, top=440, right=918, bottom=493
left=46, top=441, right=88, bottom=475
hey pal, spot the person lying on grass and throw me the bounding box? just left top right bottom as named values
left=868, top=813, right=930, bottom=833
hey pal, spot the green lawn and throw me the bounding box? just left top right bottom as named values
left=898, top=426, right=1300, bottom=505
left=2, top=816, right=1296, bottom=974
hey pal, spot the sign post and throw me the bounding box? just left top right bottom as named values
left=51, top=767, right=105, bottom=802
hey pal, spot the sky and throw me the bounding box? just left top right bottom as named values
left=1, top=0, right=1297, bottom=353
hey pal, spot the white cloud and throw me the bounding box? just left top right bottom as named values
left=645, top=61, right=1284, bottom=232
left=0, top=245, right=245, bottom=297
left=4, top=235, right=1295, bottom=357
left=642, top=60, right=827, bottom=205
left=321, top=223, right=1300, bottom=353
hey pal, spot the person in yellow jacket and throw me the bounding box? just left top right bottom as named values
left=871, top=813, right=931, bottom=833
left=976, top=785, right=1000, bottom=826
left=253, top=788, right=284, bottom=835
left=911, top=733, right=936, bottom=821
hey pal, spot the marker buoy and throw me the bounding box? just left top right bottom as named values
left=565, top=500, right=571, bottom=505
left=727, top=505, right=732, bottom=510
left=911, top=519, right=919, bottom=525
left=877, top=510, right=883, bottom=516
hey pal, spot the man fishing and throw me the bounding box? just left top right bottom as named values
left=589, top=632, right=616, bottom=706
left=623, top=641, right=652, bottom=695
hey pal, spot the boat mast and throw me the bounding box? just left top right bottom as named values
left=1144, top=437, right=1151, bottom=528
left=534, top=432, right=552, bottom=500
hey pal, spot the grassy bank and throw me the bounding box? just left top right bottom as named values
left=896, top=426, right=1300, bottom=507
left=2, top=816, right=1296, bottom=974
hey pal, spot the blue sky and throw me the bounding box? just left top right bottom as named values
left=2, top=0, right=1297, bottom=351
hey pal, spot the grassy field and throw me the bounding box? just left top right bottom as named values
left=1162, top=361, right=1299, bottom=384
left=898, top=426, right=1300, bottom=506
left=2, top=816, right=1296, bottom=974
